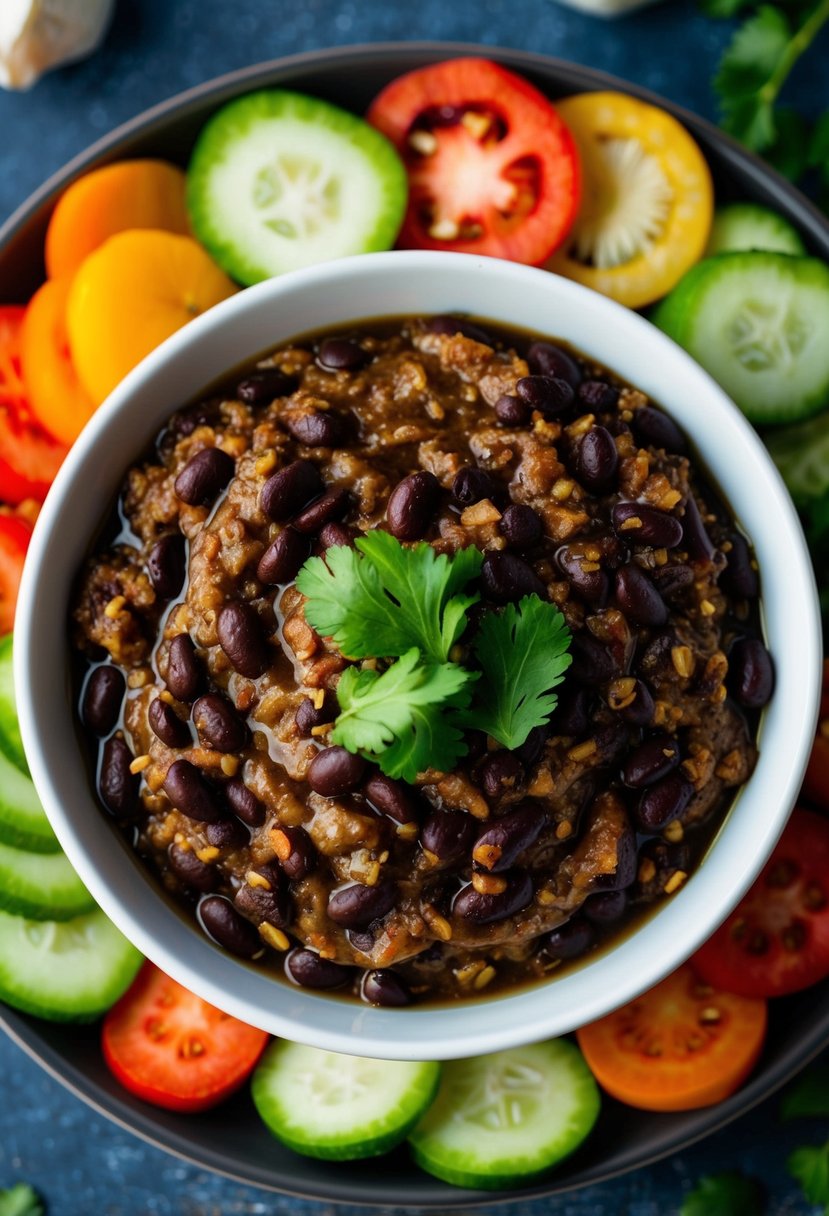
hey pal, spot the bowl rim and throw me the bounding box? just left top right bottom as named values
left=14, top=248, right=822, bottom=1060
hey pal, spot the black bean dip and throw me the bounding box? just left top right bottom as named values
left=71, top=315, right=772, bottom=1008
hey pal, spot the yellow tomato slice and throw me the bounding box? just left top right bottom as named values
left=546, top=92, right=713, bottom=309
left=67, top=230, right=237, bottom=406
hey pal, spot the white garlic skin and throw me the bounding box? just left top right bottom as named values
left=0, top=0, right=115, bottom=91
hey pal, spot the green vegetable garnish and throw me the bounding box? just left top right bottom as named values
left=782, top=1064, right=829, bottom=1120
left=297, top=531, right=482, bottom=664
left=0, top=1183, right=44, bottom=1216
left=680, top=1171, right=765, bottom=1216
left=789, top=1141, right=829, bottom=1212
left=460, top=596, right=572, bottom=751
left=332, top=649, right=475, bottom=783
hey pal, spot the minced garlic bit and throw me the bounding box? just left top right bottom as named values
left=568, top=739, right=597, bottom=762
left=246, top=870, right=272, bottom=891
left=220, top=755, right=239, bottom=777
left=103, top=595, right=127, bottom=619
left=671, top=645, right=695, bottom=678
left=129, top=754, right=151, bottom=775
left=474, top=965, right=497, bottom=991
left=196, top=846, right=220, bottom=863
left=259, top=924, right=290, bottom=951
left=664, top=869, right=688, bottom=895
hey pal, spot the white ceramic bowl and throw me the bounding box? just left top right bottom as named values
left=15, top=251, right=821, bottom=1060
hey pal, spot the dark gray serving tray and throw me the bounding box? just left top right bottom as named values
left=2, top=41, right=828, bottom=1208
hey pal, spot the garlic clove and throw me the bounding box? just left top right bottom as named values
left=0, top=0, right=115, bottom=91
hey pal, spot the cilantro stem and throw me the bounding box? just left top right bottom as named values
left=758, top=0, right=829, bottom=107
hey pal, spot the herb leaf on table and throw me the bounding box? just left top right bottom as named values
left=782, top=1063, right=829, bottom=1120
left=788, top=1141, right=829, bottom=1211
left=680, top=1171, right=765, bottom=1216
left=0, top=1184, right=44, bottom=1216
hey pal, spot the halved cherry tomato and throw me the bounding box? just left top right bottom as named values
left=545, top=92, right=713, bottom=309
left=102, top=963, right=269, bottom=1113
left=694, top=808, right=829, bottom=998
left=45, top=159, right=190, bottom=280
left=576, top=963, right=767, bottom=1111
left=367, top=58, right=580, bottom=265
left=0, top=512, right=32, bottom=634
left=20, top=278, right=97, bottom=447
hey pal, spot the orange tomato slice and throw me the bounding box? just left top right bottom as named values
left=20, top=278, right=97, bottom=447
left=576, top=963, right=767, bottom=1111
left=45, top=160, right=190, bottom=280
left=66, top=230, right=237, bottom=406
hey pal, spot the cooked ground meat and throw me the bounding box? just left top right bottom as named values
left=71, top=316, right=768, bottom=1007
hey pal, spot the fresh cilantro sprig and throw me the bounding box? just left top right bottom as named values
left=680, top=1171, right=765, bottom=1216
left=0, top=1184, right=44, bottom=1216
left=332, top=649, right=475, bottom=782
left=460, top=596, right=572, bottom=751
left=789, top=1141, right=829, bottom=1212
left=296, top=531, right=482, bottom=664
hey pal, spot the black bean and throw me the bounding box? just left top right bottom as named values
left=556, top=546, right=609, bottom=606
left=148, top=697, right=190, bottom=749
left=464, top=729, right=488, bottom=764
left=286, top=410, right=343, bottom=448
left=82, top=666, right=124, bottom=736
left=421, top=808, right=478, bottom=864
left=452, top=466, right=497, bottom=507
left=584, top=890, right=628, bottom=924
left=361, top=969, right=411, bottom=1007
left=199, top=895, right=261, bottom=958
left=479, top=751, right=525, bottom=802
left=236, top=368, right=295, bottom=405
left=631, top=406, right=687, bottom=455
left=550, top=687, right=592, bottom=735
left=348, top=928, right=378, bottom=954
left=637, top=771, right=694, bottom=831
left=495, top=394, right=530, bottom=427
left=147, top=533, right=187, bottom=600
left=168, top=842, right=217, bottom=893
left=286, top=948, right=352, bottom=990
left=593, top=719, right=631, bottom=769
left=225, top=779, right=266, bottom=827
left=216, top=601, right=269, bottom=679
left=612, top=502, right=683, bottom=549
left=292, top=487, right=352, bottom=535
left=386, top=471, right=441, bottom=540
left=235, top=864, right=293, bottom=928
left=166, top=633, right=203, bottom=703
left=517, top=724, right=548, bottom=766
left=364, top=773, right=421, bottom=824
left=327, top=878, right=396, bottom=928
left=168, top=402, right=216, bottom=437
left=453, top=871, right=533, bottom=925
left=569, top=634, right=618, bottom=687
left=637, top=630, right=676, bottom=681
left=206, top=817, right=249, bottom=849
left=307, top=746, right=366, bottom=797
left=318, top=521, right=356, bottom=549
left=516, top=375, right=575, bottom=418
left=578, top=379, right=618, bottom=410
left=651, top=564, right=695, bottom=601
left=481, top=551, right=545, bottom=603
left=193, top=693, right=247, bottom=753
left=500, top=504, right=543, bottom=550
left=680, top=496, right=716, bottom=562
left=623, top=733, right=681, bottom=789
left=317, top=337, right=369, bottom=372
left=99, top=737, right=138, bottom=818
left=257, top=527, right=310, bottom=585
left=721, top=532, right=759, bottom=599
left=473, top=803, right=545, bottom=871
left=617, top=679, right=655, bottom=727
left=576, top=426, right=618, bottom=492
left=427, top=315, right=491, bottom=344
left=541, top=918, right=595, bottom=961
left=729, top=637, right=774, bottom=709
left=174, top=447, right=235, bottom=507
left=614, top=564, right=668, bottom=627
left=163, top=759, right=225, bottom=824
left=295, top=694, right=334, bottom=737
left=271, top=823, right=316, bottom=880
left=260, top=460, right=324, bottom=522
left=526, top=341, right=582, bottom=389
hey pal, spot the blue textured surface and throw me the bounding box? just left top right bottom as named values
left=0, top=1, right=827, bottom=1212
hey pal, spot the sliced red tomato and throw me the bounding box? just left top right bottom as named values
left=0, top=406, right=68, bottom=506
left=694, top=808, right=829, bottom=998
left=102, top=963, right=269, bottom=1113
left=577, top=963, right=767, bottom=1112
left=0, top=306, right=27, bottom=413
left=0, top=512, right=32, bottom=634
left=367, top=58, right=580, bottom=265
left=803, top=733, right=829, bottom=812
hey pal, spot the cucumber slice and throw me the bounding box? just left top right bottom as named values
left=0, top=907, right=142, bottom=1022
left=0, top=747, right=60, bottom=854
left=0, top=634, right=28, bottom=774
left=251, top=1041, right=440, bottom=1161
left=706, top=203, right=805, bottom=257
left=409, top=1041, right=600, bottom=1190
left=654, top=252, right=829, bottom=425
left=0, top=839, right=94, bottom=921
left=188, top=90, right=407, bottom=286
left=766, top=411, right=829, bottom=505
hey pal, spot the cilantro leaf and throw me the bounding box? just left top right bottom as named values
left=700, top=0, right=757, bottom=15
left=332, top=648, right=475, bottom=781
left=0, top=1184, right=44, bottom=1216
left=788, top=1141, right=829, bottom=1211
left=680, top=1172, right=765, bottom=1216
left=460, top=596, right=572, bottom=750
left=296, top=531, right=483, bottom=663
left=715, top=5, right=791, bottom=150
left=782, top=1064, right=829, bottom=1120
